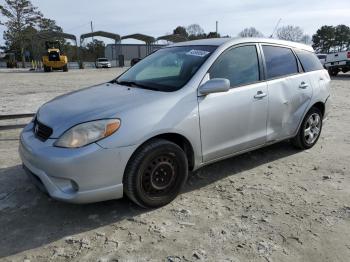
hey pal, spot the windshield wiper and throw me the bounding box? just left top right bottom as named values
left=115, top=80, right=160, bottom=91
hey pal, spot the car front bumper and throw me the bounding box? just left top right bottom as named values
left=19, top=123, right=137, bottom=204
left=96, top=63, right=111, bottom=68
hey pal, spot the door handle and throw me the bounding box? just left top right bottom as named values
left=254, top=91, right=267, bottom=99
left=299, top=82, right=308, bottom=89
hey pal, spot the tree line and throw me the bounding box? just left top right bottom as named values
left=1, top=0, right=349, bottom=66
left=174, top=23, right=349, bottom=54
left=0, top=0, right=105, bottom=64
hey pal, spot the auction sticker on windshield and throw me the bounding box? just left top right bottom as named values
left=186, top=49, right=210, bottom=57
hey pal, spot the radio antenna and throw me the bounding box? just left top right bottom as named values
left=270, top=18, right=282, bottom=38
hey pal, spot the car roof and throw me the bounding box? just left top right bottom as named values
left=170, top=37, right=314, bottom=52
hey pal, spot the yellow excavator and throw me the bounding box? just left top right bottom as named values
left=42, top=41, right=68, bottom=72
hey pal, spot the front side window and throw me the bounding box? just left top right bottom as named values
left=262, top=45, right=298, bottom=79
left=209, top=45, right=260, bottom=87
left=296, top=50, right=324, bottom=72
left=117, top=45, right=217, bottom=92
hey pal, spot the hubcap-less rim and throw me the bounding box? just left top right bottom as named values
left=304, top=113, right=321, bottom=145
left=141, top=154, right=177, bottom=197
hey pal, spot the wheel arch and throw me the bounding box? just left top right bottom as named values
left=125, top=132, right=195, bottom=173
left=294, top=101, right=325, bottom=137
left=312, top=101, right=325, bottom=118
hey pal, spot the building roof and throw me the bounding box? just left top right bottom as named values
left=80, top=31, right=121, bottom=42
left=121, top=34, right=155, bottom=44
left=157, top=34, right=188, bottom=43
left=35, top=31, right=77, bottom=42
left=170, top=37, right=314, bottom=52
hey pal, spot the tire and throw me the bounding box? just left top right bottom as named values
left=44, top=66, right=51, bottom=72
left=63, top=64, right=68, bottom=72
left=292, top=107, right=323, bottom=150
left=124, top=139, right=188, bottom=208
left=328, top=68, right=338, bottom=77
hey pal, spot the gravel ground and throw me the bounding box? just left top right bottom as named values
left=0, top=70, right=349, bottom=262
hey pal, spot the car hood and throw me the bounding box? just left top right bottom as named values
left=37, top=83, right=163, bottom=138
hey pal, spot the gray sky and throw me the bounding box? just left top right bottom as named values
left=1, top=0, right=349, bottom=45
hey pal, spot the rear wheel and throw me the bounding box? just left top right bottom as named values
left=328, top=68, right=339, bottom=76
left=124, top=139, right=188, bottom=208
left=44, top=65, right=51, bottom=72
left=292, top=107, right=323, bottom=149
left=63, top=64, right=68, bottom=72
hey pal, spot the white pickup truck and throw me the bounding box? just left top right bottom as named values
left=324, top=51, right=350, bottom=76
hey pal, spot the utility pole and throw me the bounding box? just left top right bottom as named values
left=90, top=20, right=95, bottom=59
left=216, top=21, right=218, bottom=36
left=90, top=21, right=94, bottom=41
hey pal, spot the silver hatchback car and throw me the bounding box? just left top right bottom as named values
left=19, top=38, right=331, bottom=207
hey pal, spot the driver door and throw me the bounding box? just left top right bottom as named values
left=198, top=44, right=268, bottom=162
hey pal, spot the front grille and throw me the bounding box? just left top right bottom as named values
left=48, top=51, right=60, bottom=61
left=33, top=118, right=53, bottom=141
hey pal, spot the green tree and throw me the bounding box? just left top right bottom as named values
left=0, top=0, right=43, bottom=67
left=80, top=39, right=105, bottom=61
left=173, top=26, right=188, bottom=39
left=334, top=25, right=350, bottom=51
left=206, top=32, right=220, bottom=38
left=312, top=26, right=336, bottom=53
left=39, top=18, right=63, bottom=32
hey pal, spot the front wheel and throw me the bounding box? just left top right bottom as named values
left=292, top=107, right=323, bottom=149
left=124, top=139, right=188, bottom=208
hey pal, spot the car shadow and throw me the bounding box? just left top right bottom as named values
left=0, top=141, right=299, bottom=258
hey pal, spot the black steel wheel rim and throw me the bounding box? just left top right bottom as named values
left=141, top=153, right=178, bottom=197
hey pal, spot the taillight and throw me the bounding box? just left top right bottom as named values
left=347, top=52, right=350, bottom=59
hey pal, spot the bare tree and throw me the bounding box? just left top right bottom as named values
left=238, top=27, right=264, bottom=38
left=186, top=24, right=205, bottom=36
left=0, top=0, right=43, bottom=67
left=300, top=34, right=311, bottom=45
left=277, top=25, right=303, bottom=42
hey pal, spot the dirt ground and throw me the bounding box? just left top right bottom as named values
left=0, top=69, right=349, bottom=262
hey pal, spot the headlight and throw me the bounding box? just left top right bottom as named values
left=54, top=119, right=120, bottom=148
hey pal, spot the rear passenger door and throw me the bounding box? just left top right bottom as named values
left=261, top=45, right=313, bottom=142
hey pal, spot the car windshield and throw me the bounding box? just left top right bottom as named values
left=116, top=45, right=217, bottom=92
left=98, top=58, right=108, bottom=62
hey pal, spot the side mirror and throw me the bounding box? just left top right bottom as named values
left=198, top=78, right=230, bottom=95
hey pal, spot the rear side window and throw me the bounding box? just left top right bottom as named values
left=209, top=45, right=260, bottom=87
left=262, top=45, right=298, bottom=79
left=295, top=50, right=324, bottom=72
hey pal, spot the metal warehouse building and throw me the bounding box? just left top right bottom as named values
left=105, top=43, right=164, bottom=64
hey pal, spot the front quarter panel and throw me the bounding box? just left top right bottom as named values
left=96, top=89, right=202, bottom=166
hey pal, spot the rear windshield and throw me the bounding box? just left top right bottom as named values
left=116, top=45, right=217, bottom=92
left=317, top=55, right=327, bottom=59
